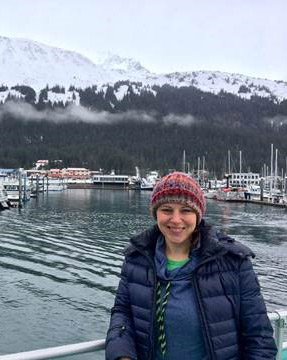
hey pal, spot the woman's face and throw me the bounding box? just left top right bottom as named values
left=156, top=202, right=197, bottom=249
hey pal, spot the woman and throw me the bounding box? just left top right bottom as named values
left=105, top=172, right=277, bottom=360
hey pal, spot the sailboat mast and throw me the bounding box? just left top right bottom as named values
left=239, top=150, right=242, bottom=187
left=270, top=144, right=274, bottom=194
left=274, top=148, right=278, bottom=191
left=182, top=150, right=186, bottom=173
left=202, top=156, right=205, bottom=187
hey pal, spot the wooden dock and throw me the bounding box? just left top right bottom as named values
left=215, top=198, right=287, bottom=208
left=67, top=184, right=130, bottom=190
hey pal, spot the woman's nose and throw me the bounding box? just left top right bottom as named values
left=170, top=210, right=181, bottom=223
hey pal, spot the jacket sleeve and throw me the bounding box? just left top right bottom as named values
left=239, top=257, right=277, bottom=359
left=105, top=258, right=137, bottom=360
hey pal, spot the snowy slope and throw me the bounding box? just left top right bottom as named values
left=0, top=36, right=151, bottom=91
left=161, top=71, right=287, bottom=102
left=0, top=35, right=287, bottom=103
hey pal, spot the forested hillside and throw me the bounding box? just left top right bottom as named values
left=1, top=84, right=287, bottom=176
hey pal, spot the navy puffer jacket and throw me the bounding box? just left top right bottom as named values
left=105, top=221, right=277, bottom=360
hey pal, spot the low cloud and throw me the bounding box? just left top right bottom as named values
left=162, top=114, right=197, bottom=126
left=0, top=101, right=156, bottom=124
left=0, top=101, right=198, bottom=126
left=263, top=115, right=287, bottom=126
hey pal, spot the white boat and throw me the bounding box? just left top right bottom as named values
left=244, top=184, right=287, bottom=204
left=0, top=183, right=9, bottom=210
left=207, top=187, right=246, bottom=201
left=66, top=178, right=93, bottom=184
left=46, top=178, right=68, bottom=191
left=140, top=171, right=160, bottom=190
left=28, top=177, right=68, bottom=192
left=203, top=189, right=219, bottom=199
left=140, top=177, right=154, bottom=190
left=244, top=185, right=268, bottom=200
left=2, top=179, right=32, bottom=202
left=129, top=167, right=142, bottom=189
left=129, top=168, right=159, bottom=190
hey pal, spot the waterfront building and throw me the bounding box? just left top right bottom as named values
left=229, top=172, right=260, bottom=188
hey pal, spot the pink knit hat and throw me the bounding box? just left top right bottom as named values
left=150, top=172, right=206, bottom=224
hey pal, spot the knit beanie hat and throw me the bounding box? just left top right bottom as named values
left=150, top=172, right=206, bottom=224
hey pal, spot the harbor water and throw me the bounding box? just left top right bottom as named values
left=0, top=189, right=287, bottom=359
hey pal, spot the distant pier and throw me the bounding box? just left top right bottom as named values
left=213, top=198, right=287, bottom=208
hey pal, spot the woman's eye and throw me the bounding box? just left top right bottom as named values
left=161, top=208, right=172, bottom=212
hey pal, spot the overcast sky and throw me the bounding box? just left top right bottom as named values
left=0, top=0, right=286, bottom=81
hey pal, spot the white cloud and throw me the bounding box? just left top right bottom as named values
left=264, top=115, right=287, bottom=126
left=0, top=101, right=156, bottom=124
left=0, top=101, right=200, bottom=126
left=162, top=114, right=197, bottom=126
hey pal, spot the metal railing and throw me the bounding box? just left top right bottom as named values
left=0, top=340, right=105, bottom=360
left=0, top=310, right=286, bottom=360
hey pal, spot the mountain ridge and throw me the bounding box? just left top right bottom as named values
left=1, top=35, right=287, bottom=103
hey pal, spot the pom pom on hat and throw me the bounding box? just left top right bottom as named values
left=150, top=172, right=206, bottom=224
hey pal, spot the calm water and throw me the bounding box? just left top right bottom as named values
left=0, top=189, right=287, bottom=359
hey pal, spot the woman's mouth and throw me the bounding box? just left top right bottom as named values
left=168, top=226, right=184, bottom=233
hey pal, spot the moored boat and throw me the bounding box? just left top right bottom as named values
left=0, top=183, right=10, bottom=210
left=206, top=187, right=246, bottom=201
left=2, top=179, right=31, bottom=203
left=46, top=178, right=68, bottom=191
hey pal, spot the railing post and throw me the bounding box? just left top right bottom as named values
left=274, top=310, right=287, bottom=360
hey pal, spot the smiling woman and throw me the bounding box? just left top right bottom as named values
left=105, top=172, right=277, bottom=360
left=156, top=203, right=197, bottom=260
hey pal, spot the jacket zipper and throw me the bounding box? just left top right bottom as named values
left=136, top=248, right=157, bottom=360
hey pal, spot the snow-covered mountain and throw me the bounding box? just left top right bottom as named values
left=1, top=35, right=287, bottom=104
left=0, top=36, right=154, bottom=90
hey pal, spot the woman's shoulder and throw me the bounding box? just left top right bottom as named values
left=124, top=224, right=160, bottom=257
left=200, top=220, right=255, bottom=260
left=216, top=231, right=255, bottom=259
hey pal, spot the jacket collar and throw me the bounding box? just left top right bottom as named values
left=125, top=224, right=160, bottom=257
